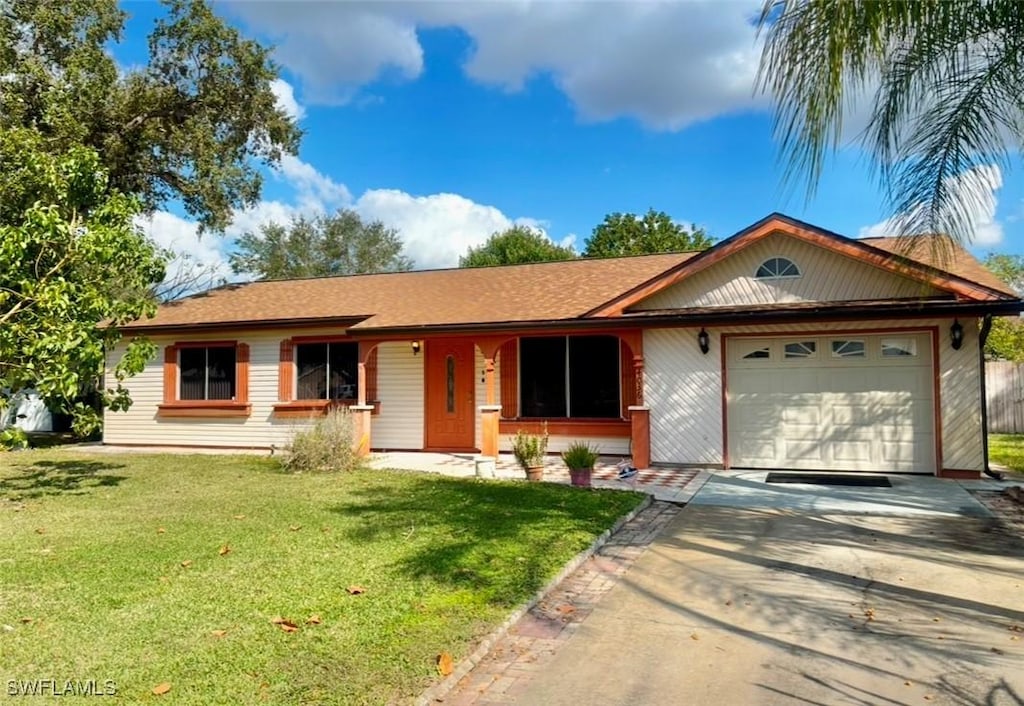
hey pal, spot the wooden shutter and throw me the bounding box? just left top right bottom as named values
left=365, top=348, right=379, bottom=402
left=235, top=343, right=250, bottom=403
left=163, top=345, right=178, bottom=403
left=620, top=339, right=637, bottom=417
left=278, top=340, right=294, bottom=402
left=499, top=339, right=518, bottom=418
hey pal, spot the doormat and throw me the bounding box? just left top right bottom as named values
left=765, top=473, right=892, bottom=488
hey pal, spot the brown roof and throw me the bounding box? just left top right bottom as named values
left=859, top=236, right=1018, bottom=297
left=126, top=252, right=698, bottom=332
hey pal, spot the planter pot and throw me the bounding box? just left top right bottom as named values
left=525, top=465, right=544, bottom=482
left=568, top=468, right=592, bottom=487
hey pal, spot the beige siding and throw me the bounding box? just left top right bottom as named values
left=644, top=318, right=984, bottom=472
left=370, top=341, right=424, bottom=450
left=103, top=330, right=426, bottom=451
left=633, top=234, right=942, bottom=310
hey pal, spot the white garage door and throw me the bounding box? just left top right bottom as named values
left=726, top=332, right=935, bottom=473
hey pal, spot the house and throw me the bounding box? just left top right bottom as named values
left=105, top=214, right=1022, bottom=478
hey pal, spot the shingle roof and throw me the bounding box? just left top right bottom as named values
left=859, top=236, right=1017, bottom=297
left=125, top=252, right=698, bottom=331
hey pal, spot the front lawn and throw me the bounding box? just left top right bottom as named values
left=989, top=434, right=1024, bottom=476
left=0, top=451, right=641, bottom=704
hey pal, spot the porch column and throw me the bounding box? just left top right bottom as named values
left=628, top=405, right=651, bottom=469
left=479, top=352, right=500, bottom=456
left=352, top=341, right=378, bottom=457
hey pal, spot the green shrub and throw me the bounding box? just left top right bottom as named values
left=283, top=407, right=364, bottom=473
left=562, top=441, right=600, bottom=470
left=511, top=424, right=549, bottom=470
left=0, top=426, right=29, bottom=451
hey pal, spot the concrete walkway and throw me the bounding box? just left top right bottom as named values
left=505, top=474, right=1024, bottom=706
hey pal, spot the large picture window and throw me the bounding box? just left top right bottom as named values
left=295, top=341, right=359, bottom=400
left=179, top=346, right=236, bottom=400
left=519, top=335, right=620, bottom=419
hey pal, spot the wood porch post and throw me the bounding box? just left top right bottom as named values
left=475, top=337, right=509, bottom=458
left=351, top=341, right=379, bottom=457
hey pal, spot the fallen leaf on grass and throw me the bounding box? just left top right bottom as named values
left=305, top=615, right=322, bottom=625
left=218, top=545, right=231, bottom=556
left=271, top=617, right=299, bottom=632
left=20, top=617, right=33, bottom=624
left=347, top=585, right=366, bottom=595
left=34, top=528, right=45, bottom=535
left=210, top=629, right=228, bottom=638
left=436, top=652, right=453, bottom=676
left=180, top=560, right=192, bottom=568
left=157, top=527, right=166, bottom=534
left=233, top=515, right=246, bottom=520
left=289, top=525, right=302, bottom=532
left=152, top=683, right=171, bottom=695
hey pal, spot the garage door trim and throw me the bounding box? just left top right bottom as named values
left=721, top=325, right=941, bottom=474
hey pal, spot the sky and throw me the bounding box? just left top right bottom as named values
left=119, top=1, right=1024, bottom=286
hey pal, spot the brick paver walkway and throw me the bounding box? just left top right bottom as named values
left=434, top=500, right=682, bottom=705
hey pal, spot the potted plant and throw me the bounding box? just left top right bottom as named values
left=562, top=441, right=600, bottom=487
left=511, top=425, right=548, bottom=482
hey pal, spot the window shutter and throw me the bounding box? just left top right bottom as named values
left=236, top=343, right=250, bottom=403
left=365, top=348, right=379, bottom=402
left=620, top=339, right=636, bottom=417
left=499, top=339, right=518, bottom=418
left=163, top=345, right=177, bottom=403
left=278, top=340, right=294, bottom=402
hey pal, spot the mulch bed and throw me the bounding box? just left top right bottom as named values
left=971, top=485, right=1024, bottom=535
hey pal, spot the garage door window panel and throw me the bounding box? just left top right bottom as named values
left=881, top=338, right=918, bottom=357
left=831, top=339, right=866, bottom=358
left=784, top=341, right=817, bottom=359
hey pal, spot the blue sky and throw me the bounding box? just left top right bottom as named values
left=120, top=1, right=1024, bottom=282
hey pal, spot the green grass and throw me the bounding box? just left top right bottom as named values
left=0, top=450, right=641, bottom=705
left=989, top=434, right=1024, bottom=476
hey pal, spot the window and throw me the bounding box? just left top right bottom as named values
left=519, top=335, right=620, bottom=419
left=742, top=346, right=771, bottom=360
left=179, top=346, right=236, bottom=400
left=295, top=341, right=358, bottom=400
left=831, top=339, right=866, bottom=358
left=881, top=338, right=918, bottom=357
left=784, top=341, right=816, bottom=359
left=755, top=257, right=800, bottom=279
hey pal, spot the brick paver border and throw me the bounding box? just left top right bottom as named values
left=418, top=499, right=683, bottom=705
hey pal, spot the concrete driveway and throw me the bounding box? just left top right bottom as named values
left=516, top=473, right=1024, bottom=706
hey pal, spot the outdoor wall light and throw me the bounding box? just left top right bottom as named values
left=697, top=328, right=710, bottom=355
left=950, top=319, right=964, bottom=350
left=411, top=340, right=421, bottom=355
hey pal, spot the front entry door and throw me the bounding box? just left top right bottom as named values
left=425, top=339, right=476, bottom=450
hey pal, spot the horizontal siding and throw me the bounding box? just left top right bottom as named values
left=634, top=234, right=942, bottom=310
left=644, top=318, right=983, bottom=472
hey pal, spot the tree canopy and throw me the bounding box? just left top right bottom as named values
left=983, top=254, right=1024, bottom=362
left=758, top=1, right=1023, bottom=246
left=0, top=130, right=166, bottom=436
left=460, top=226, right=576, bottom=267
left=0, top=0, right=301, bottom=232
left=583, top=209, right=713, bottom=258
left=230, top=210, right=413, bottom=279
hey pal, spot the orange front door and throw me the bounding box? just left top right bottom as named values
left=425, top=339, right=476, bottom=450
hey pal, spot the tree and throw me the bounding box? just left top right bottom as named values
left=583, top=209, right=713, bottom=258
left=459, top=226, right=576, bottom=267
left=0, top=130, right=166, bottom=436
left=0, top=0, right=301, bottom=232
left=758, top=1, right=1022, bottom=247
left=230, top=210, right=413, bottom=279
left=152, top=252, right=227, bottom=302
left=983, top=254, right=1024, bottom=361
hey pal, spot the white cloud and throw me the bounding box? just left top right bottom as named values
left=270, top=78, right=305, bottom=121
left=223, top=1, right=765, bottom=130
left=354, top=189, right=544, bottom=269
left=858, top=164, right=1004, bottom=246
left=275, top=154, right=351, bottom=212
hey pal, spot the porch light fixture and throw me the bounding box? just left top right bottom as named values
left=697, top=328, right=710, bottom=355
left=950, top=319, right=964, bottom=350
left=411, top=340, right=421, bottom=355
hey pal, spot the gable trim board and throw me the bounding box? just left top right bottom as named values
left=104, top=215, right=1021, bottom=477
